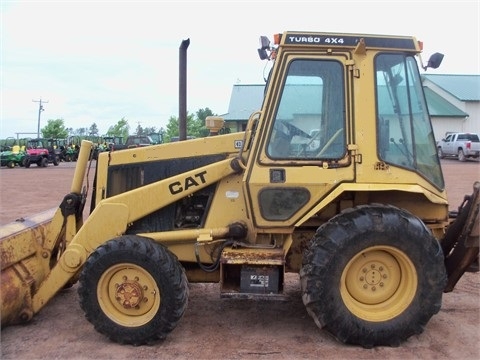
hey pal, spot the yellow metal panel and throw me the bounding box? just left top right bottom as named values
left=296, top=182, right=448, bottom=226
left=103, top=132, right=244, bottom=166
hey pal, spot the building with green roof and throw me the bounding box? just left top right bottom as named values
left=222, top=74, right=479, bottom=142
left=422, top=74, right=479, bottom=140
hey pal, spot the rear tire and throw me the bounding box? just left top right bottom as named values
left=458, top=149, right=466, bottom=162
left=78, top=235, right=189, bottom=345
left=300, top=204, right=446, bottom=348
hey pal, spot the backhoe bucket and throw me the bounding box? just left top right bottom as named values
left=0, top=140, right=93, bottom=326
left=441, top=181, right=480, bottom=292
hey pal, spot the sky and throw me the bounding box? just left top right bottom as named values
left=1, top=0, right=479, bottom=138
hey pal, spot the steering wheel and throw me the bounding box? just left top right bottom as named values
left=276, top=120, right=311, bottom=139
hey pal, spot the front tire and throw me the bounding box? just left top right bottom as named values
left=78, top=235, right=189, bottom=345
left=300, top=204, right=446, bottom=348
left=437, top=147, right=445, bottom=159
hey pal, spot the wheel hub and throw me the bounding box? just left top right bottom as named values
left=344, top=250, right=401, bottom=305
left=340, top=245, right=418, bottom=322
left=115, top=280, right=144, bottom=309
left=98, top=264, right=160, bottom=325
left=363, top=263, right=386, bottom=288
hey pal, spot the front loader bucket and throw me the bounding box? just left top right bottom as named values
left=441, top=181, right=480, bottom=292
left=0, top=209, right=56, bottom=325
left=0, top=140, right=93, bottom=326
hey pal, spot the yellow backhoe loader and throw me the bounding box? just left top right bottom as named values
left=1, top=31, right=478, bottom=348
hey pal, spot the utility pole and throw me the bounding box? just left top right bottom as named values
left=32, top=98, right=48, bottom=138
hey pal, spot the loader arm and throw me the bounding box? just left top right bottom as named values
left=1, top=140, right=94, bottom=325
left=30, top=154, right=242, bottom=313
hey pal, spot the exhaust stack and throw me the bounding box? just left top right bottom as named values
left=179, top=38, right=190, bottom=141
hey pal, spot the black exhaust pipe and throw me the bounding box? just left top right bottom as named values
left=179, top=39, right=190, bottom=141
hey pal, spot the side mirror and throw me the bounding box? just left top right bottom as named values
left=258, top=48, right=269, bottom=60
left=424, top=52, right=444, bottom=70
left=258, top=36, right=271, bottom=60
left=259, top=36, right=270, bottom=50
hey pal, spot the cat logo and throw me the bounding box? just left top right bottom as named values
left=169, top=170, right=207, bottom=195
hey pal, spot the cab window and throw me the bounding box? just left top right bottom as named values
left=375, top=53, right=444, bottom=188
left=267, top=59, right=346, bottom=160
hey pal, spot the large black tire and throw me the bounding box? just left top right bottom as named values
left=24, top=158, right=30, bottom=168
left=78, top=235, right=189, bottom=345
left=300, top=204, right=446, bottom=348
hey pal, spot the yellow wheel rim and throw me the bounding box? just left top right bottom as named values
left=98, top=263, right=161, bottom=327
left=340, top=246, right=417, bottom=322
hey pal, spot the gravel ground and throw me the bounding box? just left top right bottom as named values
left=0, top=158, right=479, bottom=360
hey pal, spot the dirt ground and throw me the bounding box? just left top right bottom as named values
left=0, top=158, right=479, bottom=360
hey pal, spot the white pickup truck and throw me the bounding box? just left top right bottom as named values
left=437, top=132, right=480, bottom=161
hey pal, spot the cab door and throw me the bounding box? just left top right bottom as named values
left=245, top=54, right=355, bottom=228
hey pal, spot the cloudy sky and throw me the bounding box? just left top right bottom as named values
left=1, top=0, right=479, bottom=138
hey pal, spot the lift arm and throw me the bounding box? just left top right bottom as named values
left=31, top=154, right=242, bottom=313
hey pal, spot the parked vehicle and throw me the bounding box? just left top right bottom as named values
left=0, top=31, right=478, bottom=349
left=24, top=138, right=60, bottom=167
left=125, top=135, right=156, bottom=148
left=92, top=136, right=124, bottom=159
left=147, top=132, right=164, bottom=145
left=60, top=140, right=80, bottom=162
left=437, top=132, right=480, bottom=161
left=93, top=135, right=156, bottom=159
left=0, top=144, right=26, bottom=168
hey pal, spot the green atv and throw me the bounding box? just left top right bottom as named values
left=0, top=145, right=26, bottom=168
left=62, top=144, right=80, bottom=162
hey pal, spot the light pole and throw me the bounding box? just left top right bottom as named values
left=33, top=98, right=48, bottom=138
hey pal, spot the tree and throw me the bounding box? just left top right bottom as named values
left=41, top=119, right=69, bottom=139
left=143, top=126, right=158, bottom=134
left=164, top=113, right=194, bottom=142
left=163, top=108, right=217, bottom=142
left=135, top=123, right=144, bottom=135
left=73, top=127, right=88, bottom=136
left=107, top=117, right=130, bottom=140
left=195, top=108, right=215, bottom=137
left=196, top=108, right=214, bottom=122
left=89, top=123, right=99, bottom=136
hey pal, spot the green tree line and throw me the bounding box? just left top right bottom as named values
left=18, top=107, right=222, bottom=143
